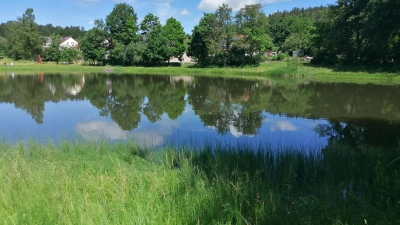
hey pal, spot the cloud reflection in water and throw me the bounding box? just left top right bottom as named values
left=75, top=119, right=179, bottom=148
left=76, top=121, right=129, bottom=140
left=268, top=121, right=299, bottom=132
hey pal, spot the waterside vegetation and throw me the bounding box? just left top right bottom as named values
left=0, top=140, right=399, bottom=224
left=1, top=60, right=399, bottom=84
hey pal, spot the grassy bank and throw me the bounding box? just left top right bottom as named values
left=0, top=141, right=399, bottom=224
left=0, top=60, right=277, bottom=78
left=1, top=59, right=399, bottom=84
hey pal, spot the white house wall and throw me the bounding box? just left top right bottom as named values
left=60, top=37, right=78, bottom=49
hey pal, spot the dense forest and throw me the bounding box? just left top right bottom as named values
left=0, top=0, right=399, bottom=67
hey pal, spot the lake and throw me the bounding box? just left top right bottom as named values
left=1, top=73, right=400, bottom=152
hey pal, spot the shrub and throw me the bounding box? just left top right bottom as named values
left=311, top=51, right=338, bottom=65
left=168, top=62, right=182, bottom=67
left=286, top=56, right=302, bottom=76
left=259, top=55, right=268, bottom=62
left=277, top=53, right=286, bottom=61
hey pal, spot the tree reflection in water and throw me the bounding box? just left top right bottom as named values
left=1, top=73, right=400, bottom=147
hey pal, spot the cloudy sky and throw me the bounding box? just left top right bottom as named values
left=0, top=0, right=335, bottom=33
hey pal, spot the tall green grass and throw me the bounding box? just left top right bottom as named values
left=0, top=140, right=399, bottom=224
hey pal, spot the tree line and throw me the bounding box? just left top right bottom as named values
left=312, top=0, right=400, bottom=65
left=79, top=3, right=186, bottom=66
left=189, top=1, right=400, bottom=66
left=38, top=24, right=86, bottom=39
left=0, top=9, right=86, bottom=61
left=0, top=1, right=399, bottom=67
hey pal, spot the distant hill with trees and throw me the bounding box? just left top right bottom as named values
left=38, top=24, right=86, bottom=40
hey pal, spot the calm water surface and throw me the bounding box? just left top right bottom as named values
left=1, top=73, right=399, bottom=151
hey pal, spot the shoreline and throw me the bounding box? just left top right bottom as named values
left=1, top=61, right=399, bottom=84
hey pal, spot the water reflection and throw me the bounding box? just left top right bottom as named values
left=1, top=73, right=400, bottom=151
left=76, top=120, right=130, bottom=141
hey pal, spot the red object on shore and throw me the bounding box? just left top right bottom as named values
left=38, top=55, right=42, bottom=64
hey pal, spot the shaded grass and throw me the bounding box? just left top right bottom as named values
left=1, top=140, right=399, bottom=224
left=304, top=62, right=400, bottom=74
left=267, top=60, right=400, bottom=84
left=189, top=146, right=400, bottom=224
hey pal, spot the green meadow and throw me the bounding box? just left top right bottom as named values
left=0, top=141, right=399, bottom=225
left=1, top=59, right=399, bottom=84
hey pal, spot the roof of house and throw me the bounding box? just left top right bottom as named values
left=59, top=36, right=80, bottom=49
left=60, top=36, right=76, bottom=44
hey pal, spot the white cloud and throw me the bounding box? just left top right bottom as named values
left=180, top=8, right=190, bottom=16
left=269, top=121, right=298, bottom=132
left=197, top=0, right=289, bottom=11
left=155, top=2, right=176, bottom=21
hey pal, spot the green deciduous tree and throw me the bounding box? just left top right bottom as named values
left=214, top=4, right=236, bottom=66
left=188, top=4, right=236, bottom=67
left=42, top=35, right=61, bottom=63
left=108, top=41, right=124, bottom=65
left=234, top=4, right=273, bottom=65
left=106, top=3, right=139, bottom=65
left=189, top=3, right=273, bottom=67
left=142, top=24, right=169, bottom=65
left=60, top=47, right=80, bottom=64
left=80, top=20, right=108, bottom=64
left=188, top=4, right=237, bottom=67
left=140, top=13, right=160, bottom=37
left=14, top=8, right=43, bottom=60
left=281, top=32, right=312, bottom=55
left=163, top=17, right=186, bottom=62
left=106, top=3, right=138, bottom=46
left=127, top=42, right=146, bottom=65
left=0, top=21, right=19, bottom=58
left=312, top=0, right=400, bottom=65
left=134, top=13, right=162, bottom=65
left=187, top=13, right=216, bottom=65
left=0, top=36, right=7, bottom=57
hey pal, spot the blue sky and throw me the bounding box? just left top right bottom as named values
left=0, top=0, right=335, bottom=34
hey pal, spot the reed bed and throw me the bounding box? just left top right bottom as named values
left=0, top=140, right=399, bottom=224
